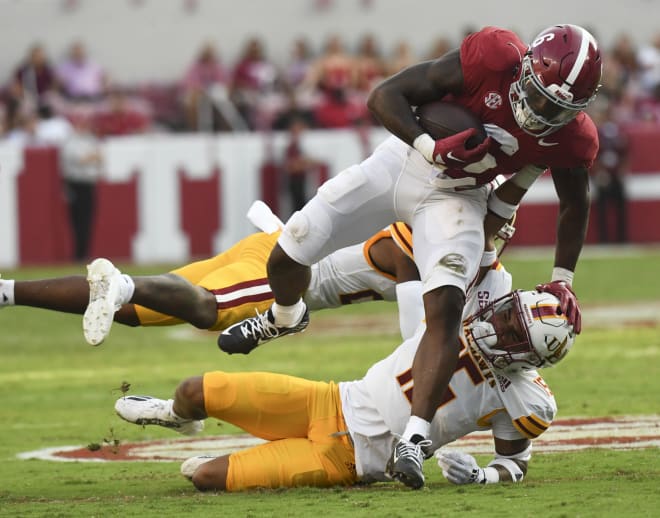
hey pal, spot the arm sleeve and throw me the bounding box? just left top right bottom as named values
left=395, top=280, right=424, bottom=340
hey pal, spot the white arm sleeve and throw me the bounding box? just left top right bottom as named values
left=395, top=280, right=424, bottom=340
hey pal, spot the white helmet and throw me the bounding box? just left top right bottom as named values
left=465, top=289, right=575, bottom=372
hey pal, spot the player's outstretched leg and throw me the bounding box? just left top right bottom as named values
left=115, top=395, right=204, bottom=435
left=83, top=258, right=129, bottom=346
left=217, top=303, right=309, bottom=354
left=385, top=436, right=432, bottom=490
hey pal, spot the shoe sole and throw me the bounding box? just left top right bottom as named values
left=115, top=398, right=204, bottom=436
left=83, top=258, right=119, bottom=346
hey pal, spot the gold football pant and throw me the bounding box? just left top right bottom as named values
left=203, top=371, right=357, bottom=491
left=134, top=232, right=279, bottom=331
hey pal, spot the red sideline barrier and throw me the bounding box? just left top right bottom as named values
left=88, top=175, right=138, bottom=261
left=18, top=146, right=73, bottom=264
left=260, top=160, right=281, bottom=216
left=623, top=123, right=660, bottom=173
left=180, top=167, right=222, bottom=258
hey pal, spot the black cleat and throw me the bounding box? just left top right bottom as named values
left=385, top=436, right=432, bottom=489
left=218, top=306, right=309, bottom=354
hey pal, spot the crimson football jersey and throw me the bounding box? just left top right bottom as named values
left=449, top=26, right=599, bottom=183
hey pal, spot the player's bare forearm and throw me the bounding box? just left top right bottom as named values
left=367, top=50, right=463, bottom=146
left=552, top=167, right=590, bottom=271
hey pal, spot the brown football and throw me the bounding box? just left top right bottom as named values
left=416, top=101, right=487, bottom=149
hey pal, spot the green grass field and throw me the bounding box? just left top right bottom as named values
left=1, top=246, right=659, bottom=517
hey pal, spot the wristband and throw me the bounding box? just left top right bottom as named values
left=480, top=249, right=497, bottom=267
left=481, top=466, right=500, bottom=484
left=510, top=165, right=545, bottom=189
left=487, top=192, right=519, bottom=220
left=413, top=133, right=435, bottom=163
left=551, top=267, right=574, bottom=285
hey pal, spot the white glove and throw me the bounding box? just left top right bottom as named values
left=435, top=449, right=486, bottom=485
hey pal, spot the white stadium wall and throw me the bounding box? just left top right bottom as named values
left=2, top=127, right=660, bottom=268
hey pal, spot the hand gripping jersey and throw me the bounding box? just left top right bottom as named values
left=444, top=26, right=599, bottom=185
left=338, top=261, right=555, bottom=482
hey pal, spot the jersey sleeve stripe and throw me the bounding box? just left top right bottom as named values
left=389, top=222, right=414, bottom=259
left=363, top=229, right=397, bottom=281
left=513, top=414, right=550, bottom=438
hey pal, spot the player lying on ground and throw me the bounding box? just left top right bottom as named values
left=0, top=202, right=514, bottom=347
left=115, top=287, right=574, bottom=491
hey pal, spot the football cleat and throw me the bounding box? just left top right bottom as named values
left=180, top=455, right=216, bottom=480
left=83, top=258, right=124, bottom=346
left=385, top=436, right=432, bottom=490
left=218, top=305, right=309, bottom=354
left=115, top=395, right=204, bottom=436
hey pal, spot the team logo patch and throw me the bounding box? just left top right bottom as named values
left=17, top=415, right=660, bottom=462
left=484, top=92, right=503, bottom=109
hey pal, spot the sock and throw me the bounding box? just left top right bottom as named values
left=0, top=279, right=16, bottom=306
left=119, top=275, right=135, bottom=304
left=402, top=415, right=431, bottom=442
left=166, top=399, right=188, bottom=422
left=272, top=299, right=306, bottom=327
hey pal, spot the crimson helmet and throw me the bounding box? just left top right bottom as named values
left=465, top=290, right=575, bottom=372
left=509, top=24, right=602, bottom=136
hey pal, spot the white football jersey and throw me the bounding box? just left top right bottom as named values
left=304, top=242, right=398, bottom=310
left=338, top=260, right=556, bottom=482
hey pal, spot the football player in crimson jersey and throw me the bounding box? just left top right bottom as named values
left=113, top=287, right=575, bottom=492
left=217, top=24, right=600, bottom=489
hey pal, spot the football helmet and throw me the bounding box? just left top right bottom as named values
left=509, top=24, right=602, bottom=136
left=465, top=289, right=575, bottom=372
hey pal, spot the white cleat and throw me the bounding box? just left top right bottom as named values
left=180, top=455, right=216, bottom=480
left=115, top=395, right=204, bottom=436
left=83, top=258, right=123, bottom=346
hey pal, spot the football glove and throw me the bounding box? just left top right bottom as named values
left=436, top=449, right=486, bottom=485
left=432, top=129, right=492, bottom=169
left=414, top=131, right=492, bottom=172
left=535, top=280, right=582, bottom=334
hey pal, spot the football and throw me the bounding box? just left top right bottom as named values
left=415, top=101, right=487, bottom=149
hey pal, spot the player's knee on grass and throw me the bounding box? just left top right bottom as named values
left=174, top=376, right=206, bottom=420
left=191, top=456, right=229, bottom=491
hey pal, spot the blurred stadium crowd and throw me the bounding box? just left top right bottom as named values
left=2, top=28, right=659, bottom=142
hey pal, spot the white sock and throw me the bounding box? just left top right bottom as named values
left=0, top=279, right=15, bottom=306
left=272, top=299, right=306, bottom=327
left=402, top=415, right=431, bottom=442
left=120, top=274, right=135, bottom=304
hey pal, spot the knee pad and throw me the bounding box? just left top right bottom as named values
left=284, top=211, right=310, bottom=242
